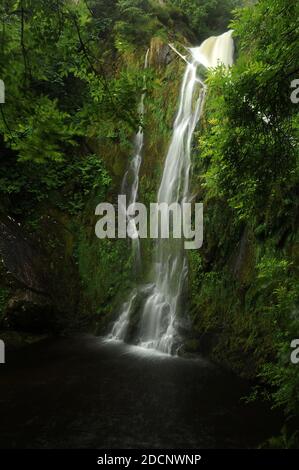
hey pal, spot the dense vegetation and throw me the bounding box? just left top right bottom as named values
left=0, top=0, right=298, bottom=447
left=188, top=0, right=299, bottom=447
left=170, top=0, right=240, bottom=40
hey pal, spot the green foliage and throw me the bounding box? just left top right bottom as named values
left=0, top=0, right=161, bottom=234
left=254, top=254, right=299, bottom=417
left=169, top=0, right=241, bottom=39
left=0, top=148, right=111, bottom=218
left=77, top=230, right=133, bottom=324
left=262, top=426, right=299, bottom=449
left=0, top=0, right=159, bottom=337
left=199, top=0, right=298, bottom=226
left=10, top=97, right=77, bottom=163
left=115, top=0, right=153, bottom=48
left=56, top=154, right=111, bottom=215
left=189, top=0, right=299, bottom=426
left=0, top=0, right=188, bottom=337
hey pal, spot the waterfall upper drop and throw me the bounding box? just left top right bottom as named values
left=190, top=30, right=234, bottom=69
left=109, top=31, right=234, bottom=354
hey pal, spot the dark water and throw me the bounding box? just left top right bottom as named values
left=0, top=335, right=280, bottom=449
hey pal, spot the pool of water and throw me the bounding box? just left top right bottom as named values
left=0, top=335, right=281, bottom=449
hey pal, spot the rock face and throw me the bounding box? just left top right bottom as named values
left=0, top=217, right=48, bottom=294
left=0, top=217, right=64, bottom=332
left=3, top=289, right=57, bottom=332
left=148, top=37, right=173, bottom=68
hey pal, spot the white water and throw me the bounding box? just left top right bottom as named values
left=109, top=31, right=234, bottom=352
left=190, top=30, right=234, bottom=69
left=138, top=62, right=205, bottom=353
left=121, top=49, right=149, bottom=271
left=110, top=290, right=138, bottom=341
left=109, top=51, right=149, bottom=341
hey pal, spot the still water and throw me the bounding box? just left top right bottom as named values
left=0, top=335, right=280, bottom=449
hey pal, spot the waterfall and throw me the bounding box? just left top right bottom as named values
left=109, top=50, right=149, bottom=341
left=138, top=61, right=205, bottom=354
left=109, top=31, right=234, bottom=352
left=190, top=30, right=234, bottom=69
left=120, top=49, right=149, bottom=271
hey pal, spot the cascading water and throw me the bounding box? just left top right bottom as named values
left=110, top=31, right=234, bottom=352
left=109, top=50, right=149, bottom=341
left=120, top=49, right=149, bottom=271
left=138, top=62, right=205, bottom=354
left=190, top=30, right=234, bottom=69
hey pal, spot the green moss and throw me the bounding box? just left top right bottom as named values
left=77, top=222, right=133, bottom=328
